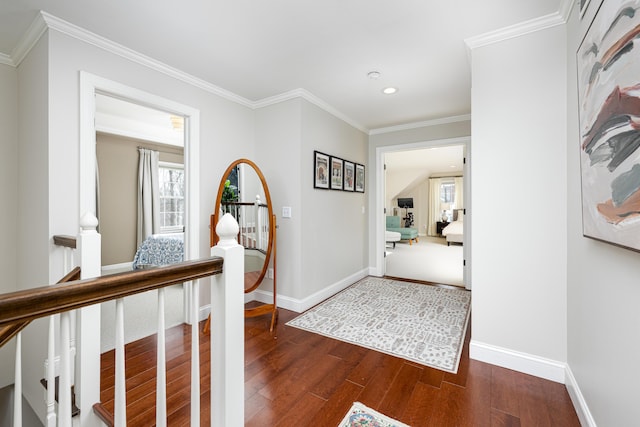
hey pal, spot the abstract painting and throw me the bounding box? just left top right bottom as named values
left=577, top=0, right=640, bottom=251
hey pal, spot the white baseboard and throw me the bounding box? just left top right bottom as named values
left=469, top=340, right=566, bottom=383
left=247, top=268, right=369, bottom=313
left=565, top=365, right=597, bottom=427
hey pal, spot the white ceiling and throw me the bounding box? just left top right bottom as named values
left=0, top=1, right=566, bottom=131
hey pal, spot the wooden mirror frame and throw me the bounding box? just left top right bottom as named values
left=210, top=158, right=274, bottom=293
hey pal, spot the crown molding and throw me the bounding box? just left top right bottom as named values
left=0, top=53, right=13, bottom=66
left=39, top=11, right=254, bottom=108
left=255, top=88, right=367, bottom=133
left=465, top=10, right=566, bottom=50
left=10, top=11, right=367, bottom=132
left=369, top=114, right=472, bottom=136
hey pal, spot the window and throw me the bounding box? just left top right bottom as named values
left=440, top=180, right=455, bottom=221
left=159, top=162, right=185, bottom=232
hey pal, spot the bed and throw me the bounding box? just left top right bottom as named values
left=132, top=233, right=184, bottom=269
left=442, top=209, right=464, bottom=246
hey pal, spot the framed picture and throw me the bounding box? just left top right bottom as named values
left=343, top=161, right=355, bottom=191
left=577, top=0, right=640, bottom=252
left=314, top=151, right=330, bottom=189
left=355, top=163, right=365, bottom=193
left=330, top=157, right=344, bottom=190
left=579, top=0, right=591, bottom=18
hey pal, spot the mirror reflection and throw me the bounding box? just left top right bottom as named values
left=208, top=158, right=278, bottom=332
left=212, top=160, right=273, bottom=292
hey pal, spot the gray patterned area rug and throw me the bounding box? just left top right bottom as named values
left=286, top=277, right=471, bottom=373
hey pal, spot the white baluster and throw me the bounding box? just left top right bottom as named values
left=76, top=212, right=102, bottom=427
left=46, top=317, right=56, bottom=427
left=156, top=288, right=167, bottom=427
left=59, top=312, right=72, bottom=427
left=114, top=298, right=126, bottom=426
left=13, top=332, right=21, bottom=427
left=190, top=281, right=200, bottom=427
left=255, top=195, right=262, bottom=250
left=210, top=213, right=244, bottom=427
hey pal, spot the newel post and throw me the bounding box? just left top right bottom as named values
left=75, top=212, right=102, bottom=427
left=210, top=213, right=244, bottom=427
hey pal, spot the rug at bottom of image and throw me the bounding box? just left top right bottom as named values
left=338, top=402, right=410, bottom=427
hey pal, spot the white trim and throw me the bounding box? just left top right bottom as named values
left=469, top=340, right=566, bottom=383
left=369, top=114, right=471, bottom=136
left=41, top=12, right=253, bottom=109
left=246, top=269, right=369, bottom=313
left=253, top=88, right=368, bottom=133
left=565, top=365, right=598, bottom=427
left=465, top=11, right=566, bottom=50
left=0, top=52, right=14, bottom=66
left=10, top=11, right=48, bottom=66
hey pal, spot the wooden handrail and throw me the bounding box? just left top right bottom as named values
left=0, top=257, right=223, bottom=327
left=0, top=267, right=82, bottom=348
left=53, top=235, right=77, bottom=249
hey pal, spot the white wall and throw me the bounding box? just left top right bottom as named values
left=469, top=24, right=568, bottom=371
left=0, top=63, right=19, bottom=388
left=254, top=99, right=302, bottom=299
left=566, top=2, right=640, bottom=425
left=300, top=100, right=368, bottom=302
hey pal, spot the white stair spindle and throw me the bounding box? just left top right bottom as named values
left=190, top=281, right=200, bottom=427
left=156, top=288, right=167, bottom=427
left=115, top=298, right=127, bottom=426
left=59, top=312, right=72, bottom=427
left=255, top=196, right=262, bottom=250
left=46, top=317, right=56, bottom=427
left=13, top=332, right=21, bottom=427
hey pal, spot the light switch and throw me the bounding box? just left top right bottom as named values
left=282, top=206, right=292, bottom=218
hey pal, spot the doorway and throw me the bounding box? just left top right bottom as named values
left=374, top=137, right=471, bottom=290
left=79, top=72, right=202, bottom=342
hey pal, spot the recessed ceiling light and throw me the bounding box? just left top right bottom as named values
left=382, top=87, right=398, bottom=95
left=367, top=71, right=381, bottom=79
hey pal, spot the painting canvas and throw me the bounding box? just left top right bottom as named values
left=577, top=0, right=640, bottom=251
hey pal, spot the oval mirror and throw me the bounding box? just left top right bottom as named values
left=210, top=159, right=274, bottom=293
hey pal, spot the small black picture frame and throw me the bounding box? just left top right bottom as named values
left=330, top=156, right=344, bottom=190
left=314, top=151, right=330, bottom=189
left=343, top=160, right=355, bottom=191
left=355, top=163, right=365, bottom=193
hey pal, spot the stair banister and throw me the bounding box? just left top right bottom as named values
left=76, top=212, right=103, bottom=427
left=210, top=213, right=244, bottom=427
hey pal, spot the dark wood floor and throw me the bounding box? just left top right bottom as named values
left=100, top=304, right=581, bottom=426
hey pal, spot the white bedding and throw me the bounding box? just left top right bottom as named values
left=441, top=220, right=463, bottom=236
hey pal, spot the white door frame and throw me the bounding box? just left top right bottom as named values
left=374, top=136, right=471, bottom=290
left=79, top=71, right=201, bottom=315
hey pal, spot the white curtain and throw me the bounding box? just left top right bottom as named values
left=137, top=148, right=160, bottom=247
left=428, top=178, right=442, bottom=236
left=454, top=177, right=464, bottom=210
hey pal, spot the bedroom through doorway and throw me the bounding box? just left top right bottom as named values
left=382, top=143, right=468, bottom=288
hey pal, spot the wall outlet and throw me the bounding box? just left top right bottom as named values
left=282, top=206, right=292, bottom=218
left=267, top=268, right=274, bottom=279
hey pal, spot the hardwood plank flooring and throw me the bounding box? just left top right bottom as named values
left=100, top=306, right=581, bottom=426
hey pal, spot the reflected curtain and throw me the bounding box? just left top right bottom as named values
left=137, top=148, right=160, bottom=247
left=428, top=178, right=442, bottom=236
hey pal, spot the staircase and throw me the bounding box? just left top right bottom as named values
left=0, top=213, right=245, bottom=426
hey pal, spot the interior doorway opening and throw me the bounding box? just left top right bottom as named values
left=375, top=137, right=471, bottom=290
